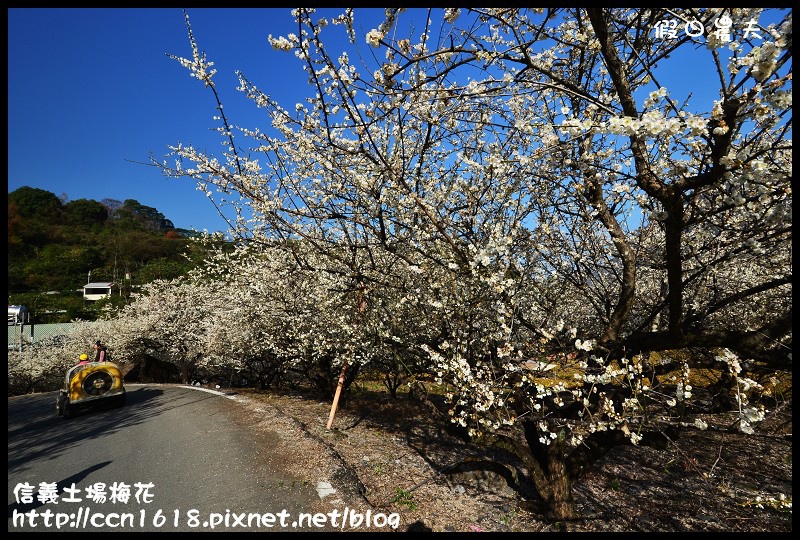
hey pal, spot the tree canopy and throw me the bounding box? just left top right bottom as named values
left=19, top=8, right=791, bottom=521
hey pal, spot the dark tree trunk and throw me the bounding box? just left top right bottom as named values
left=663, top=194, right=685, bottom=341
left=547, top=427, right=576, bottom=521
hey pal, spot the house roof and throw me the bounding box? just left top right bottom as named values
left=84, top=282, right=115, bottom=288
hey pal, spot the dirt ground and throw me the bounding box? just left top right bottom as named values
left=230, top=385, right=792, bottom=533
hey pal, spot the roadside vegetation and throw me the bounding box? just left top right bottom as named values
left=8, top=185, right=226, bottom=322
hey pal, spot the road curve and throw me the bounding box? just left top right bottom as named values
left=8, top=384, right=361, bottom=532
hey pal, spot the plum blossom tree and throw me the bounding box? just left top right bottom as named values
left=185, top=234, right=446, bottom=395
left=111, top=278, right=223, bottom=383
left=155, top=8, right=791, bottom=519
left=189, top=239, right=364, bottom=392
left=8, top=318, right=116, bottom=394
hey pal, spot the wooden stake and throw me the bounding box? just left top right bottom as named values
left=326, top=362, right=349, bottom=430
left=327, top=278, right=365, bottom=430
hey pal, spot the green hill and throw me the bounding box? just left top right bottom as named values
left=7, top=186, right=221, bottom=322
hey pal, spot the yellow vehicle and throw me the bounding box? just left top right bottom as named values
left=56, top=361, right=127, bottom=418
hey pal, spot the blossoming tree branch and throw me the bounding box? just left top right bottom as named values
left=15, top=8, right=787, bottom=522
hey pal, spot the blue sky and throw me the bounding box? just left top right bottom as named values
left=8, top=8, right=380, bottom=233
left=8, top=8, right=789, bottom=234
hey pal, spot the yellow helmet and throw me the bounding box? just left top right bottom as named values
left=79, top=354, right=89, bottom=361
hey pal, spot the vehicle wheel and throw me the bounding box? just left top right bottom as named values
left=62, top=400, right=74, bottom=419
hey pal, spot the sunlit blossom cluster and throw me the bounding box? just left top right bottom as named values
left=13, top=7, right=785, bottom=518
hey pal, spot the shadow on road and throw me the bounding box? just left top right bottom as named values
left=8, top=386, right=225, bottom=474
left=8, top=461, right=112, bottom=518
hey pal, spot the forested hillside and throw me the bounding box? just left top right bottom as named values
left=7, top=186, right=221, bottom=321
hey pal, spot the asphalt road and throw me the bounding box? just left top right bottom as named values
left=8, top=384, right=329, bottom=532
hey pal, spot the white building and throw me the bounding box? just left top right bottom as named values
left=83, top=282, right=116, bottom=301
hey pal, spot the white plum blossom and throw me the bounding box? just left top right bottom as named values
left=444, top=8, right=460, bottom=23
left=84, top=7, right=793, bottom=522
left=366, top=29, right=385, bottom=47
left=268, top=34, right=294, bottom=51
